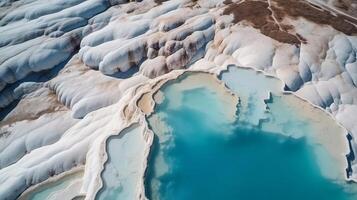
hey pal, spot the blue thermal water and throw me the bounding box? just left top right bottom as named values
left=27, top=172, right=81, bottom=200
left=145, top=72, right=356, bottom=200
left=97, top=124, right=147, bottom=200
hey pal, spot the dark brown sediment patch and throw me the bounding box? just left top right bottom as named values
left=334, top=0, right=349, bottom=11
left=330, top=0, right=357, bottom=18
left=154, top=0, right=169, bottom=5
left=223, top=0, right=357, bottom=45
left=223, top=1, right=303, bottom=45
left=223, top=0, right=233, bottom=5
left=272, top=0, right=357, bottom=35
left=223, top=1, right=271, bottom=26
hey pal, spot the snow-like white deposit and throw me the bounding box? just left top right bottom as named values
left=1, top=0, right=357, bottom=199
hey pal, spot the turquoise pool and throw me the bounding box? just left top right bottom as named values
left=144, top=70, right=357, bottom=200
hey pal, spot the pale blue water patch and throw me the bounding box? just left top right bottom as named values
left=145, top=70, right=357, bottom=200
left=97, top=123, right=147, bottom=200
left=27, top=171, right=82, bottom=200
left=221, top=67, right=329, bottom=139
left=220, top=67, right=349, bottom=179
left=219, top=67, right=281, bottom=127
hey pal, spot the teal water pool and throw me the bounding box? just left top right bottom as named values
left=145, top=70, right=357, bottom=200
left=21, top=170, right=83, bottom=200
left=96, top=124, right=148, bottom=200
left=28, top=177, right=73, bottom=200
